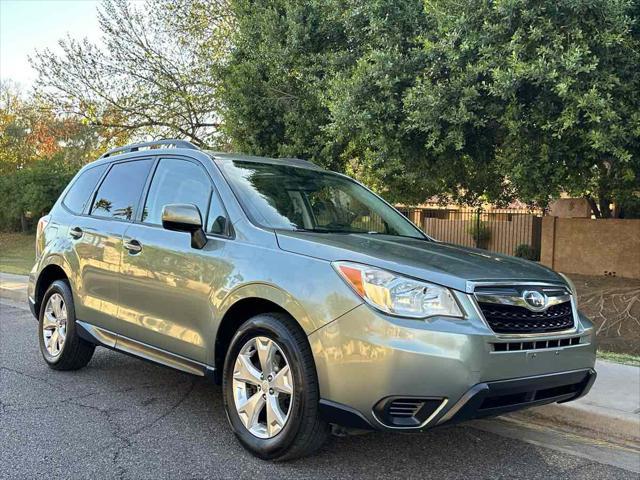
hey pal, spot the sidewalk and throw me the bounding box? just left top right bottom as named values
left=1, top=272, right=639, bottom=444
left=511, top=359, right=640, bottom=446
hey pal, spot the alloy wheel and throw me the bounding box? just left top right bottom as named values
left=42, top=293, right=67, bottom=357
left=232, top=336, right=294, bottom=438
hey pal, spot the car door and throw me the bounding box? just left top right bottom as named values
left=71, top=158, right=154, bottom=333
left=117, top=156, right=229, bottom=363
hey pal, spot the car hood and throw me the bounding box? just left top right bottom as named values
left=275, top=231, right=564, bottom=292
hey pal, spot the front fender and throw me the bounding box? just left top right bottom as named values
left=216, top=282, right=316, bottom=334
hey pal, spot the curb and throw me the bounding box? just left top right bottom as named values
left=0, top=287, right=27, bottom=303
left=0, top=278, right=27, bottom=305
left=510, top=402, right=640, bottom=447
left=0, top=274, right=28, bottom=303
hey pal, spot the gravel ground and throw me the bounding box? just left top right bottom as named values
left=1, top=299, right=637, bottom=480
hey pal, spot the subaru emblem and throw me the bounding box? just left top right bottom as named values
left=522, top=290, right=547, bottom=311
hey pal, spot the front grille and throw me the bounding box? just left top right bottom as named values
left=478, top=301, right=574, bottom=334
left=492, top=336, right=582, bottom=352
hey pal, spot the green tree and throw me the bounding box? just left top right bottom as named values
left=224, top=0, right=640, bottom=217
left=404, top=0, right=640, bottom=217
left=0, top=155, right=76, bottom=232
left=31, top=0, right=233, bottom=147
left=222, top=0, right=347, bottom=167
left=0, top=83, right=112, bottom=231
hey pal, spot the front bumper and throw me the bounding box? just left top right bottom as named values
left=434, top=368, right=596, bottom=427
left=310, top=299, right=597, bottom=431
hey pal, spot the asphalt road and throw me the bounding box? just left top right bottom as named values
left=1, top=298, right=638, bottom=480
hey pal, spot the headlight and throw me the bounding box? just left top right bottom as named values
left=333, top=261, right=463, bottom=319
left=559, top=272, right=578, bottom=308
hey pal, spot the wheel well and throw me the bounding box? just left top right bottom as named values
left=214, top=298, right=289, bottom=382
left=35, top=265, right=69, bottom=316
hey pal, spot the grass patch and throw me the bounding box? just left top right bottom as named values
left=0, top=233, right=35, bottom=275
left=597, top=350, right=640, bottom=367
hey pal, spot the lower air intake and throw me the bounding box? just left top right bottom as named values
left=374, top=397, right=444, bottom=428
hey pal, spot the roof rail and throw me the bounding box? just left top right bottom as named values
left=99, top=139, right=199, bottom=159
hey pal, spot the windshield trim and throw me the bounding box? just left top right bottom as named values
left=213, top=157, right=430, bottom=241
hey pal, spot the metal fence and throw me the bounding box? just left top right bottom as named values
left=399, top=207, right=543, bottom=259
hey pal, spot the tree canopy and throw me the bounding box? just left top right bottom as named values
left=24, top=0, right=640, bottom=218
left=31, top=0, right=233, bottom=148
left=223, top=0, right=639, bottom=216
left=0, top=82, right=120, bottom=231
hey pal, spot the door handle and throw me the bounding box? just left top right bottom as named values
left=123, top=239, right=143, bottom=254
left=69, top=226, right=83, bottom=239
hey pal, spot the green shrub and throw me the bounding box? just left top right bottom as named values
left=0, top=154, right=77, bottom=232
left=515, top=243, right=539, bottom=261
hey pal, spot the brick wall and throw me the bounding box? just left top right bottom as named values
left=540, top=217, right=640, bottom=279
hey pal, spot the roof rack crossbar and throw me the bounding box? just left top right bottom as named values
left=99, top=139, right=199, bottom=158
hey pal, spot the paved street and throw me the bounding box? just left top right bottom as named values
left=1, top=297, right=638, bottom=480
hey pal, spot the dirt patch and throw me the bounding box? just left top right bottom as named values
left=569, top=274, right=640, bottom=355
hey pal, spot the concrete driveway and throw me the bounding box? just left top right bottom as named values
left=1, top=297, right=638, bottom=479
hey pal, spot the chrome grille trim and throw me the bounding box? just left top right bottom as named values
left=467, top=281, right=581, bottom=338
left=474, top=288, right=571, bottom=310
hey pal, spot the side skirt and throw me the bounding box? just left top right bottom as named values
left=76, top=320, right=215, bottom=378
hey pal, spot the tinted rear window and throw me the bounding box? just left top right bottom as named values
left=91, top=159, right=153, bottom=220
left=62, top=164, right=107, bottom=214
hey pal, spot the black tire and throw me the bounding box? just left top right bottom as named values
left=222, top=312, right=330, bottom=461
left=38, top=279, right=95, bottom=370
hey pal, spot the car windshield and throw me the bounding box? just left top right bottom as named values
left=217, top=160, right=426, bottom=239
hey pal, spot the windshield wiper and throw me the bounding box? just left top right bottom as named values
left=355, top=231, right=432, bottom=241
left=292, top=228, right=355, bottom=234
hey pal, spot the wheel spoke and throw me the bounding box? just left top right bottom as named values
left=272, top=364, right=293, bottom=395
left=49, top=329, right=59, bottom=354
left=233, top=354, right=262, bottom=385
left=237, top=391, right=265, bottom=430
left=42, top=312, right=57, bottom=330
left=52, top=295, right=64, bottom=319
left=256, top=337, right=275, bottom=373
left=266, top=395, right=286, bottom=437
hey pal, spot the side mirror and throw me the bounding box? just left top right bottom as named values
left=161, top=204, right=207, bottom=249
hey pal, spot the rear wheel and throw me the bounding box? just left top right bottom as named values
left=222, top=313, right=329, bottom=460
left=38, top=280, right=95, bottom=370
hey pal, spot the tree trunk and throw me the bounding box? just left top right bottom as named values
left=598, top=193, right=613, bottom=219
left=585, top=195, right=601, bottom=218
left=20, top=213, right=29, bottom=233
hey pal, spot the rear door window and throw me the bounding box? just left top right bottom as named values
left=91, top=159, right=153, bottom=220
left=62, top=164, right=107, bottom=214
left=142, top=158, right=212, bottom=226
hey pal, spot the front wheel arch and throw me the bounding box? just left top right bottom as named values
left=214, top=297, right=296, bottom=382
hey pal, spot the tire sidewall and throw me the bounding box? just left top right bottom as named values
left=38, top=280, right=77, bottom=365
left=222, top=314, right=312, bottom=459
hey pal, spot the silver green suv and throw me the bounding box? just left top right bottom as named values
left=29, top=139, right=596, bottom=460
